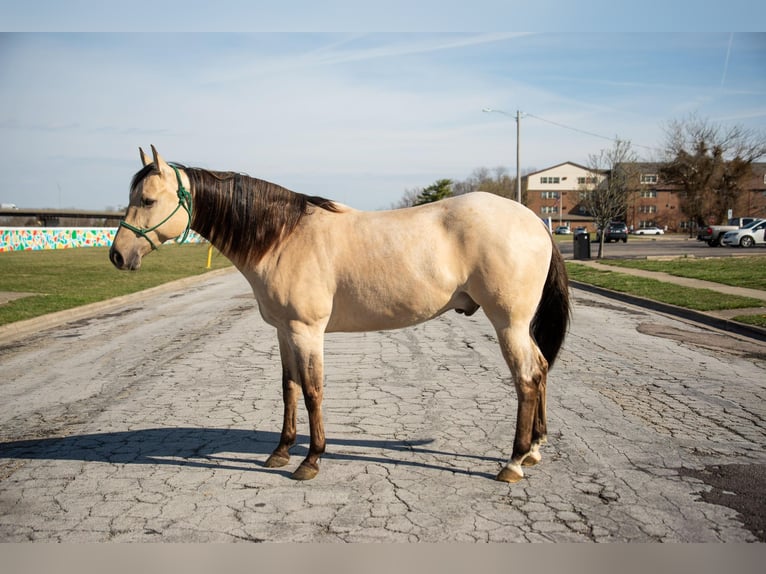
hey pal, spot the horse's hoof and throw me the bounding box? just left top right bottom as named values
left=291, top=462, right=319, bottom=481
left=522, top=451, right=542, bottom=467
left=264, top=453, right=290, bottom=468
left=496, top=465, right=524, bottom=483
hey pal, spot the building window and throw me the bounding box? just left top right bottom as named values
left=640, top=174, right=658, bottom=184
left=639, top=221, right=657, bottom=228
left=540, top=191, right=559, bottom=199
left=638, top=205, right=657, bottom=214
left=541, top=206, right=558, bottom=214
left=540, top=176, right=560, bottom=184
left=577, top=176, right=598, bottom=185
left=640, top=190, right=657, bottom=198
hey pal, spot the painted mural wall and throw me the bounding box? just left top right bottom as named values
left=0, top=228, right=205, bottom=252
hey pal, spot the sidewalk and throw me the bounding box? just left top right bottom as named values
left=568, top=259, right=766, bottom=341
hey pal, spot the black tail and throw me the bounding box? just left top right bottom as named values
left=531, top=240, right=571, bottom=368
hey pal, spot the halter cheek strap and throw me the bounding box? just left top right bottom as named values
left=119, top=165, right=193, bottom=251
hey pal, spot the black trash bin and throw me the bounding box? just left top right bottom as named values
left=573, top=232, right=591, bottom=260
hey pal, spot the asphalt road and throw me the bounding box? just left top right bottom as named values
left=558, top=233, right=766, bottom=259
left=1, top=271, right=764, bottom=542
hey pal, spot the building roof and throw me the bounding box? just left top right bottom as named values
left=524, top=161, right=598, bottom=178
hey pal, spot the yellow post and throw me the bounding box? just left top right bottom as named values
left=206, top=243, right=213, bottom=269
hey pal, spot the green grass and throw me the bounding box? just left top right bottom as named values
left=0, top=244, right=233, bottom=326
left=567, top=254, right=766, bottom=328
left=597, top=256, right=766, bottom=291
left=733, top=313, right=766, bottom=327
left=566, top=262, right=766, bottom=328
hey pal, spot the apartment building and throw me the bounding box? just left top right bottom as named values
left=525, top=161, right=766, bottom=233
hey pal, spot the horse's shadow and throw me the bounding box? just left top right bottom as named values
left=0, top=428, right=500, bottom=480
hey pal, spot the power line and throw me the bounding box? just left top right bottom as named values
left=522, top=111, right=659, bottom=151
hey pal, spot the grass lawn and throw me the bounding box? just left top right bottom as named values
left=596, top=256, right=766, bottom=291
left=0, top=244, right=233, bottom=326
left=566, top=261, right=766, bottom=328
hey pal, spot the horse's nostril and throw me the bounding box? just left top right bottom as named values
left=110, top=247, right=124, bottom=269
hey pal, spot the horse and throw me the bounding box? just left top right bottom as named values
left=110, top=145, right=570, bottom=483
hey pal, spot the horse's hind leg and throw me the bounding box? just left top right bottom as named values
left=492, top=322, right=549, bottom=483
left=521, top=377, right=547, bottom=468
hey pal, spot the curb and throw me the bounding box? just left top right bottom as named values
left=0, top=267, right=238, bottom=346
left=571, top=280, right=766, bottom=342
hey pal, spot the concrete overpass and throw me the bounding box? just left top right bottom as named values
left=0, top=208, right=124, bottom=226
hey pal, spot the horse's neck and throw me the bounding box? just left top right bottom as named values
left=188, top=171, right=301, bottom=268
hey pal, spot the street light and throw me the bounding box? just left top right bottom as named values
left=483, top=108, right=522, bottom=204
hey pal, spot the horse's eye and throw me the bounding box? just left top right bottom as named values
left=141, top=197, right=156, bottom=207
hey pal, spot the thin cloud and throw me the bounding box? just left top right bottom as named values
left=721, top=32, right=733, bottom=88
left=306, top=32, right=530, bottom=67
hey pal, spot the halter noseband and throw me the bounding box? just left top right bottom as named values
left=119, top=165, right=193, bottom=251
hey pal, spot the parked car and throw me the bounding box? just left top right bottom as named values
left=633, top=226, right=665, bottom=235
left=596, top=222, right=628, bottom=243
left=554, top=225, right=571, bottom=235
left=573, top=226, right=588, bottom=236
left=698, top=216, right=760, bottom=246
left=721, top=218, right=766, bottom=248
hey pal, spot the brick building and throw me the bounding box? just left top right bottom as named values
left=525, top=161, right=766, bottom=233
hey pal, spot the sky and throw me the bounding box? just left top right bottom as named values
left=1, top=3, right=765, bottom=211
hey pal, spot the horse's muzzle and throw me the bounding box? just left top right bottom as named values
left=109, top=246, right=124, bottom=269
left=109, top=246, right=141, bottom=270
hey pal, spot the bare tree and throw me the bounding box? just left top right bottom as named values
left=582, top=138, right=638, bottom=259
left=454, top=166, right=515, bottom=198
left=660, top=114, right=766, bottom=227
left=392, top=187, right=422, bottom=209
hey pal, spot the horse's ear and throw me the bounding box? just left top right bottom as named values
left=150, top=145, right=171, bottom=173
left=139, top=147, right=152, bottom=167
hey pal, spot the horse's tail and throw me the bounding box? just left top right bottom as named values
left=531, top=239, right=571, bottom=369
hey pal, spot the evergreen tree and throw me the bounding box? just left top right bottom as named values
left=414, top=179, right=453, bottom=205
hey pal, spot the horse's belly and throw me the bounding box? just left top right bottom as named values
left=325, top=289, right=458, bottom=333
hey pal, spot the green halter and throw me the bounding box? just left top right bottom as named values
left=119, top=165, right=193, bottom=251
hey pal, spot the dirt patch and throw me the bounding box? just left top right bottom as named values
left=679, top=464, right=766, bottom=542
left=637, top=322, right=766, bottom=361
left=574, top=296, right=648, bottom=316
left=0, top=292, right=37, bottom=305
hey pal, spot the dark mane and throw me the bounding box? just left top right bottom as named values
left=183, top=166, right=341, bottom=266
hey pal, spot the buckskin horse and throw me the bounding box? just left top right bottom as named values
left=110, top=146, right=570, bottom=483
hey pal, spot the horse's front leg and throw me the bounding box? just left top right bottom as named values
left=287, top=329, right=326, bottom=481
left=264, top=333, right=299, bottom=468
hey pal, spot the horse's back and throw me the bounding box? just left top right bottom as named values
left=423, top=192, right=552, bottom=269
left=436, top=191, right=548, bottom=240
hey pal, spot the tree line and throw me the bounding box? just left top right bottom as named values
left=393, top=166, right=526, bottom=209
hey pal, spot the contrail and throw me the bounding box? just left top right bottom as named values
left=721, top=32, right=733, bottom=89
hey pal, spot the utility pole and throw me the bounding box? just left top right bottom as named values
left=483, top=108, right=523, bottom=204
left=515, top=109, right=521, bottom=204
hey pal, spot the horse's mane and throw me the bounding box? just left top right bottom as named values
left=187, top=166, right=341, bottom=266
left=131, top=164, right=341, bottom=266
